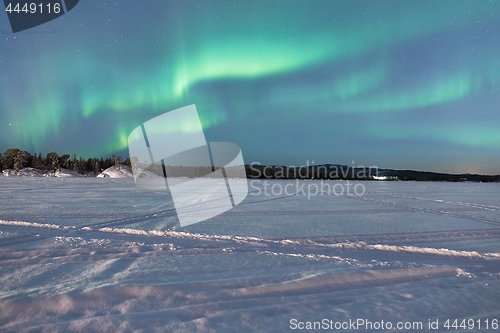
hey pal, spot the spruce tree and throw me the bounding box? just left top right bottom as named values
left=60, top=154, right=70, bottom=169
left=72, top=154, right=78, bottom=172
left=78, top=157, right=85, bottom=173
left=3, top=148, right=19, bottom=170
left=92, top=158, right=100, bottom=175
left=46, top=152, right=60, bottom=173
left=13, top=150, right=30, bottom=172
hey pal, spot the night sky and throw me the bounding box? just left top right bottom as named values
left=1, top=1, right=499, bottom=174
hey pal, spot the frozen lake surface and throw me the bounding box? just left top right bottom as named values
left=0, top=178, right=499, bottom=332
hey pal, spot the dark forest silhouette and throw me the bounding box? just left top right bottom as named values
left=0, top=148, right=498, bottom=182
left=0, top=148, right=130, bottom=175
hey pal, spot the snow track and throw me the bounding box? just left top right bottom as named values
left=0, top=267, right=459, bottom=327
left=0, top=179, right=499, bottom=332
left=351, top=195, right=500, bottom=226
left=1, top=220, right=499, bottom=273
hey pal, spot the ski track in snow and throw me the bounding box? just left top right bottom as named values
left=0, top=179, right=499, bottom=332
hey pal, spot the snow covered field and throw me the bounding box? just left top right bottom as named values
left=0, top=177, right=499, bottom=332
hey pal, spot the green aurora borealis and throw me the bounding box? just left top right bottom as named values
left=1, top=1, right=499, bottom=173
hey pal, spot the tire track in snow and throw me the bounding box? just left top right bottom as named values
left=0, top=266, right=460, bottom=332
left=1, top=221, right=499, bottom=268
left=370, top=191, right=500, bottom=212
left=350, top=195, right=500, bottom=226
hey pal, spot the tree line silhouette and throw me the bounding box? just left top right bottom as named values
left=0, top=148, right=130, bottom=175
left=1, top=148, right=498, bottom=181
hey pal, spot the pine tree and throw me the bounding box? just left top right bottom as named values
left=92, top=158, right=100, bottom=175
left=60, top=154, right=70, bottom=169
left=2, top=148, right=20, bottom=170
left=32, top=153, right=43, bottom=170
left=112, top=155, right=122, bottom=170
left=46, top=152, right=60, bottom=173
left=13, top=150, right=30, bottom=172
left=72, top=154, right=78, bottom=172
left=78, top=157, right=85, bottom=173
